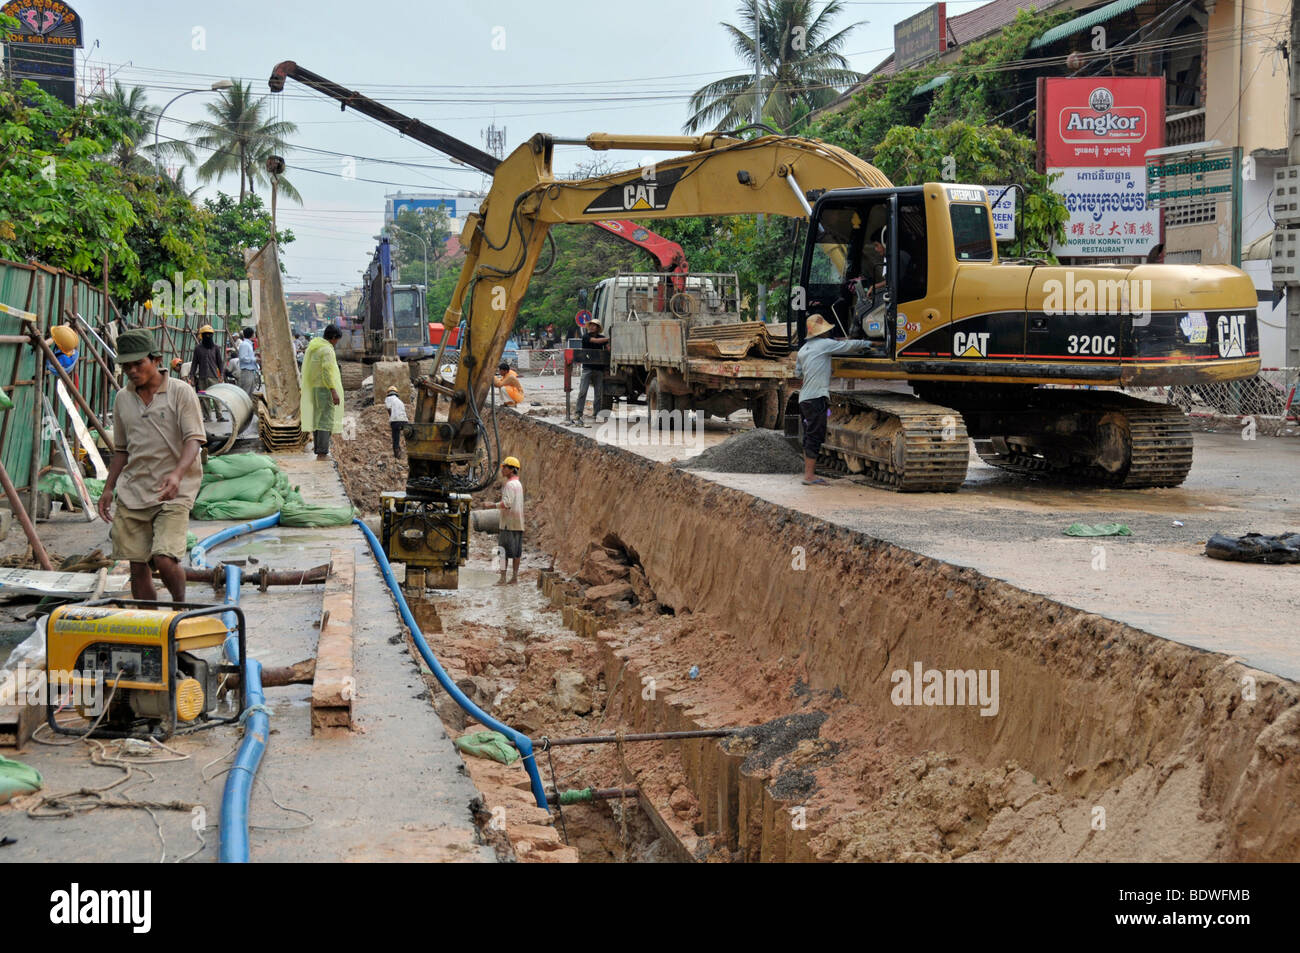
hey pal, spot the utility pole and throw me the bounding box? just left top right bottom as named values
left=1285, top=3, right=1300, bottom=369
left=754, top=0, right=767, bottom=323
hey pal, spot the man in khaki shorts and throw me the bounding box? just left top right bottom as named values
left=98, top=329, right=206, bottom=602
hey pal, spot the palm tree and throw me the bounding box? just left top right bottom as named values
left=95, top=81, right=194, bottom=174
left=685, top=0, right=863, bottom=133
left=187, top=81, right=300, bottom=202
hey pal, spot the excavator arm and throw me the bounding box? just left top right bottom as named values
left=434, top=131, right=890, bottom=453
left=372, top=132, right=888, bottom=588
left=591, top=220, right=688, bottom=273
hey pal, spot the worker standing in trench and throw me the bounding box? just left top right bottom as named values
left=384, top=384, right=407, bottom=459
left=490, top=456, right=524, bottom=585
left=97, top=329, right=205, bottom=602
left=794, top=314, right=873, bottom=486
left=301, top=324, right=344, bottom=462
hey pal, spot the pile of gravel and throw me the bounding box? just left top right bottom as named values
left=677, top=428, right=803, bottom=474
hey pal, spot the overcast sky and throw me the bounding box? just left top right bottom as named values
left=73, top=0, right=988, bottom=292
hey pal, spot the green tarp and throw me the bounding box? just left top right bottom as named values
left=38, top=452, right=355, bottom=527
left=454, top=730, right=520, bottom=765
left=0, top=754, right=42, bottom=804
left=1063, top=523, right=1133, bottom=537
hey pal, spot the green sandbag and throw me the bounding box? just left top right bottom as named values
left=453, top=730, right=519, bottom=765
left=1063, top=522, right=1133, bottom=537
left=195, top=467, right=278, bottom=506
left=0, top=754, right=42, bottom=804
left=203, top=453, right=277, bottom=479
left=193, top=494, right=283, bottom=522
left=279, top=501, right=357, bottom=528
left=38, top=473, right=106, bottom=502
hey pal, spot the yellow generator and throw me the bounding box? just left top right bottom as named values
left=45, top=600, right=247, bottom=739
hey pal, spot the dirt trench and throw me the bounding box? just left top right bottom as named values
left=488, top=410, right=1300, bottom=862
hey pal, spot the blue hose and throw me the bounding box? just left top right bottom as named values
left=190, top=516, right=279, bottom=863
left=352, top=517, right=550, bottom=811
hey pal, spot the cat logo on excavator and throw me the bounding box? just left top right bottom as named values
left=953, top=331, right=990, bottom=358
left=584, top=166, right=683, bottom=214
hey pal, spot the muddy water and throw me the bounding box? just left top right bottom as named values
left=489, top=411, right=1300, bottom=862
left=419, top=534, right=670, bottom=862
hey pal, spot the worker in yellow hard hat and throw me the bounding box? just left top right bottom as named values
left=384, top=384, right=408, bottom=459
left=45, top=324, right=79, bottom=382
left=491, top=455, right=524, bottom=584
left=188, top=323, right=222, bottom=421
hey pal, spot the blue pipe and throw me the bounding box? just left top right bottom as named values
left=191, top=517, right=279, bottom=863
left=189, top=512, right=281, bottom=570
left=352, top=517, right=550, bottom=811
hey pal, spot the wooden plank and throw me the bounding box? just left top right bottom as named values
left=311, top=549, right=354, bottom=732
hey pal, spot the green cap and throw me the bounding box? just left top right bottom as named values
left=116, top=329, right=160, bottom=364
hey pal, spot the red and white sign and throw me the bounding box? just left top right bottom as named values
left=1040, top=77, right=1165, bottom=257
left=1040, top=77, right=1164, bottom=169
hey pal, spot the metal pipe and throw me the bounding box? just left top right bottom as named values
left=183, top=563, right=330, bottom=587
left=783, top=170, right=813, bottom=216
left=0, top=456, right=53, bottom=570
left=67, top=310, right=120, bottom=390
left=540, top=728, right=742, bottom=748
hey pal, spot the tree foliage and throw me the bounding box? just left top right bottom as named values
left=388, top=205, right=452, bottom=286
left=807, top=7, right=1074, bottom=257
left=201, top=192, right=294, bottom=279
left=686, top=0, right=864, bottom=132
left=0, top=69, right=294, bottom=305
left=188, top=81, right=300, bottom=202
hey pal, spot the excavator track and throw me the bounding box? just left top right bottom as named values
left=972, top=394, right=1194, bottom=488
left=819, top=392, right=970, bottom=492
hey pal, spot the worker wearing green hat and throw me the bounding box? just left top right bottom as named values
left=98, top=328, right=206, bottom=602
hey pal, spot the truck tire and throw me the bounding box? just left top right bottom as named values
left=751, top=388, right=781, bottom=430
left=339, top=362, right=367, bottom=391
left=646, top=373, right=678, bottom=432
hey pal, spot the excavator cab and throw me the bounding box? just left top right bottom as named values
left=797, top=188, right=929, bottom=356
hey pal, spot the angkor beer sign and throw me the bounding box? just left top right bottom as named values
left=894, top=3, right=946, bottom=70
left=1040, top=77, right=1164, bottom=168
left=1039, top=77, right=1165, bottom=258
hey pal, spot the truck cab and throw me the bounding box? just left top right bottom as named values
left=392, top=284, right=433, bottom=359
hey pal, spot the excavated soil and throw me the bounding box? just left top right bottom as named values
left=332, top=394, right=411, bottom=514
left=333, top=404, right=1300, bottom=862
left=491, top=409, right=1300, bottom=862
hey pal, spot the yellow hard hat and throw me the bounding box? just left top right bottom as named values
left=502, top=456, right=521, bottom=470
left=199, top=324, right=214, bottom=335
left=50, top=325, right=79, bottom=354
left=386, top=385, right=399, bottom=395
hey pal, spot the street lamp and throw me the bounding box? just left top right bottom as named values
left=153, top=79, right=233, bottom=175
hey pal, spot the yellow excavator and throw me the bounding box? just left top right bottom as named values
left=270, top=63, right=1259, bottom=589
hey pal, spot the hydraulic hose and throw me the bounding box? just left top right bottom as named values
left=190, top=515, right=280, bottom=863
left=353, top=517, right=549, bottom=810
